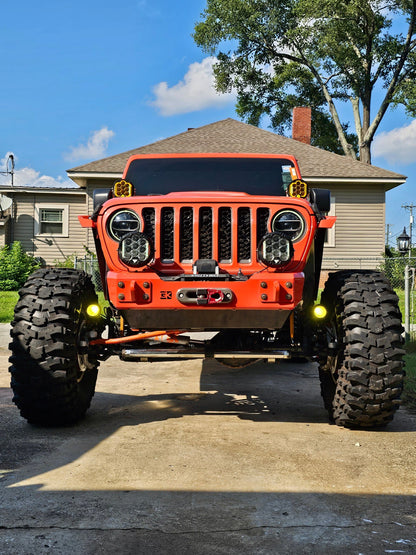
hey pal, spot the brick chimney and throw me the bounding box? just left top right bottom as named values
left=292, top=107, right=311, bottom=144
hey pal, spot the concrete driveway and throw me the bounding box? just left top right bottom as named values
left=0, top=324, right=416, bottom=554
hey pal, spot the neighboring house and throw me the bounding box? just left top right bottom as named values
left=0, top=115, right=407, bottom=268
left=0, top=185, right=88, bottom=264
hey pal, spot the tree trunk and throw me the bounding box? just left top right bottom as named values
left=359, top=143, right=371, bottom=164
left=360, top=103, right=372, bottom=164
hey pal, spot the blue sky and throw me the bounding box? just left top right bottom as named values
left=0, top=0, right=414, bottom=246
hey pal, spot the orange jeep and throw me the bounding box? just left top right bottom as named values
left=9, top=153, right=405, bottom=428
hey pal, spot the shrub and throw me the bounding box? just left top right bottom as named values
left=0, top=279, right=19, bottom=290
left=54, top=247, right=96, bottom=269
left=0, top=242, right=40, bottom=290
left=54, top=253, right=77, bottom=268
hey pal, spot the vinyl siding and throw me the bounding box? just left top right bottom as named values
left=0, top=216, right=10, bottom=248
left=13, top=192, right=89, bottom=265
left=321, top=184, right=385, bottom=269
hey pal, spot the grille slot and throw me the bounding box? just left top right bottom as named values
left=257, top=207, right=270, bottom=245
left=142, top=207, right=155, bottom=243
left=199, top=207, right=213, bottom=259
left=218, top=207, right=232, bottom=262
left=237, top=207, right=251, bottom=262
left=180, top=207, right=194, bottom=262
left=161, top=207, right=174, bottom=261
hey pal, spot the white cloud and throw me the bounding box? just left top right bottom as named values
left=0, top=152, right=74, bottom=188
left=373, top=120, right=416, bottom=164
left=151, top=57, right=236, bottom=116
left=65, top=127, right=115, bottom=162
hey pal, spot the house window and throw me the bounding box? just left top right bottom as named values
left=35, top=204, right=69, bottom=237
left=324, top=195, right=336, bottom=247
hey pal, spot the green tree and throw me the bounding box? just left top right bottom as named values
left=194, top=0, right=416, bottom=163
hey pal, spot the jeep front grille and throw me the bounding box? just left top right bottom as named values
left=140, top=206, right=270, bottom=266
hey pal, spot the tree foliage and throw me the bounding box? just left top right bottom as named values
left=194, top=0, right=416, bottom=163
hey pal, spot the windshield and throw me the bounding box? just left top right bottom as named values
left=124, top=157, right=294, bottom=196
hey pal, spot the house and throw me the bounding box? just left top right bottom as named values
left=0, top=185, right=88, bottom=264
left=0, top=115, right=407, bottom=269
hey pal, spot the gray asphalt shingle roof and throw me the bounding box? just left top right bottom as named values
left=67, top=118, right=405, bottom=181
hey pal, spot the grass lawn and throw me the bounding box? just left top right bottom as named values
left=0, top=291, right=18, bottom=323
left=395, top=288, right=405, bottom=321
left=403, top=341, right=416, bottom=409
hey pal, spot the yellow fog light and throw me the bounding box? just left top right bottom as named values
left=288, top=179, right=308, bottom=198
left=114, top=180, right=134, bottom=197
left=313, top=305, right=327, bottom=319
left=86, top=304, right=101, bottom=317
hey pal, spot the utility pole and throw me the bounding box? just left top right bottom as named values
left=385, top=223, right=392, bottom=248
left=0, top=154, right=15, bottom=242
left=402, top=204, right=416, bottom=259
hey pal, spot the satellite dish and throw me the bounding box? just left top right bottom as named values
left=0, top=195, right=13, bottom=217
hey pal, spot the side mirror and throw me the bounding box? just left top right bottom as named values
left=310, top=188, right=331, bottom=214
left=93, top=189, right=112, bottom=213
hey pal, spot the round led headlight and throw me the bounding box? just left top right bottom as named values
left=108, top=209, right=141, bottom=241
left=119, top=232, right=153, bottom=267
left=258, top=232, right=293, bottom=268
left=271, top=209, right=305, bottom=242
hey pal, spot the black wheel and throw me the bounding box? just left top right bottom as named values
left=318, top=271, right=405, bottom=428
left=9, top=268, right=101, bottom=426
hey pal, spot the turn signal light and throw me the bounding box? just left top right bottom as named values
left=86, top=304, right=101, bottom=317
left=114, top=180, right=134, bottom=197
left=288, top=179, right=308, bottom=199
left=313, top=305, right=327, bottom=319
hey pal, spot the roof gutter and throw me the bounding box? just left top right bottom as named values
left=306, top=176, right=406, bottom=184
left=67, top=171, right=121, bottom=188
left=306, top=176, right=406, bottom=192
left=67, top=171, right=121, bottom=179
left=0, top=186, right=85, bottom=195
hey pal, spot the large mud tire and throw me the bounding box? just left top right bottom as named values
left=319, top=271, right=405, bottom=428
left=9, top=268, right=100, bottom=426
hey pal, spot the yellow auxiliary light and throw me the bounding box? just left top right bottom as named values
left=288, top=179, right=308, bottom=199
left=114, top=180, right=134, bottom=197
left=313, top=305, right=327, bottom=319
left=86, top=304, right=101, bottom=318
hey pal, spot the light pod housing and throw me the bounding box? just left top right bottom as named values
left=119, top=231, right=153, bottom=267
left=113, top=180, right=134, bottom=197
left=258, top=232, right=293, bottom=268
left=288, top=179, right=308, bottom=198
